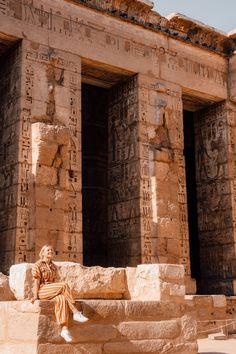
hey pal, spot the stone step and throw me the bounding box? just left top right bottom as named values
left=0, top=300, right=198, bottom=354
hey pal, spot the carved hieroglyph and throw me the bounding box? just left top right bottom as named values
left=108, top=76, right=141, bottom=266
left=195, top=102, right=236, bottom=294
left=138, top=75, right=191, bottom=277
left=14, top=40, right=82, bottom=266
left=0, top=45, right=21, bottom=273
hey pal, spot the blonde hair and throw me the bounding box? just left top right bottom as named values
left=39, top=245, right=54, bottom=260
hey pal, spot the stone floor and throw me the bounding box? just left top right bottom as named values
left=198, top=338, right=236, bottom=354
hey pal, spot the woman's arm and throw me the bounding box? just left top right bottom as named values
left=31, top=278, right=40, bottom=303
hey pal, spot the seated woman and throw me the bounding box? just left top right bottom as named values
left=31, top=244, right=88, bottom=342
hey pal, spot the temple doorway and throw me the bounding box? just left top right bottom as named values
left=81, top=60, right=136, bottom=267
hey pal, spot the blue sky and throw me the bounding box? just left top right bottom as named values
left=153, top=0, right=236, bottom=33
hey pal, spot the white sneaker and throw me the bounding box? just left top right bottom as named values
left=73, top=311, right=89, bottom=323
left=60, top=328, right=73, bottom=342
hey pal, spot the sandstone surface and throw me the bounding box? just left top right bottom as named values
left=0, top=273, right=15, bottom=301
left=9, top=262, right=126, bottom=300
left=0, top=299, right=198, bottom=354
left=126, top=264, right=185, bottom=301
left=9, top=263, right=186, bottom=301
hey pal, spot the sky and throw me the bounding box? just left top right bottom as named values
left=153, top=0, right=236, bottom=33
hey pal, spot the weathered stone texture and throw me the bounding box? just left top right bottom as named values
left=0, top=0, right=235, bottom=300
left=0, top=273, right=15, bottom=301
left=126, top=264, right=185, bottom=302
left=185, top=295, right=236, bottom=339
left=0, top=299, right=198, bottom=354
left=9, top=263, right=186, bottom=301
left=10, top=262, right=126, bottom=300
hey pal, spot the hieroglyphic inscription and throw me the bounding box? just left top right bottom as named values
left=0, top=0, right=227, bottom=88
left=195, top=102, right=234, bottom=292
left=15, top=60, right=34, bottom=263
left=19, top=42, right=82, bottom=263
left=66, top=68, right=81, bottom=261
left=0, top=45, right=22, bottom=271
left=108, top=76, right=141, bottom=266
left=141, top=148, right=153, bottom=263
left=138, top=76, right=192, bottom=271
left=175, top=150, right=191, bottom=276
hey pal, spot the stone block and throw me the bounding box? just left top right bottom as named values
left=58, top=263, right=126, bottom=299
left=0, top=307, right=6, bottom=341
left=118, top=320, right=180, bottom=339
left=212, top=295, right=227, bottom=308
left=7, top=310, right=39, bottom=341
left=126, top=264, right=185, bottom=301
left=79, top=300, right=125, bottom=323
left=124, top=267, right=136, bottom=299
left=35, top=187, right=67, bottom=210
left=35, top=207, right=65, bottom=230
left=38, top=343, right=103, bottom=354
left=173, top=342, right=198, bottom=354
left=0, top=273, right=15, bottom=300
left=70, top=324, right=118, bottom=342
left=0, top=343, right=38, bottom=354
left=32, top=123, right=71, bottom=145
left=33, top=165, right=58, bottom=186
left=181, top=314, right=197, bottom=341
left=33, top=141, right=59, bottom=167
left=9, top=263, right=33, bottom=300
left=124, top=301, right=185, bottom=321
left=9, top=262, right=126, bottom=300
left=104, top=339, right=166, bottom=353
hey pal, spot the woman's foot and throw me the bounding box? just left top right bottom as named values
left=73, top=311, right=89, bottom=323
left=60, top=328, right=73, bottom=342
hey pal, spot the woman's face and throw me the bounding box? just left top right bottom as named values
left=43, top=246, right=54, bottom=260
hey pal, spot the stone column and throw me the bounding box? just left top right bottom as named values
left=108, top=75, right=142, bottom=267
left=195, top=101, right=236, bottom=295
left=137, top=75, right=194, bottom=292
left=17, top=40, right=82, bottom=264
left=0, top=44, right=22, bottom=273
left=229, top=52, right=236, bottom=295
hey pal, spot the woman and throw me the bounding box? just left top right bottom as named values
left=31, top=245, right=88, bottom=342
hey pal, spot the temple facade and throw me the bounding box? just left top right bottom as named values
left=1, top=0, right=236, bottom=295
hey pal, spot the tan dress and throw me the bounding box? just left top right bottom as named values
left=32, top=260, right=75, bottom=326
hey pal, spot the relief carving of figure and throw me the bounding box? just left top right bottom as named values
left=149, top=99, right=171, bottom=149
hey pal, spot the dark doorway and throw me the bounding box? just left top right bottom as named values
left=183, top=111, right=201, bottom=283
left=82, top=84, right=109, bottom=266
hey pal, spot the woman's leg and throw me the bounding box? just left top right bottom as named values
left=38, top=282, right=88, bottom=323
left=38, top=282, right=74, bottom=306
left=53, top=294, right=69, bottom=326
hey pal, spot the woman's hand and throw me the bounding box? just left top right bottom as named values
left=30, top=295, right=38, bottom=304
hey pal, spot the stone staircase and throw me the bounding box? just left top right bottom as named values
left=0, top=299, right=198, bottom=354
